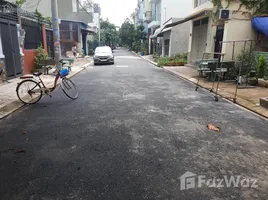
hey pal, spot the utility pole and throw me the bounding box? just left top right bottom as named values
left=51, top=0, right=61, bottom=70
left=164, top=7, right=166, bottom=22
left=98, top=12, right=101, bottom=46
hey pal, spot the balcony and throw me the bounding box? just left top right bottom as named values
left=144, top=11, right=152, bottom=22
left=148, top=20, right=160, bottom=29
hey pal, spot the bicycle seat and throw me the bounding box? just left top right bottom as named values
left=33, top=72, right=42, bottom=76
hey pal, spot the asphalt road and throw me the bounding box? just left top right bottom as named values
left=1, top=49, right=268, bottom=200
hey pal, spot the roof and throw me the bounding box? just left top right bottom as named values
left=61, top=19, right=96, bottom=34
left=165, top=9, right=212, bottom=28
left=60, top=19, right=89, bottom=27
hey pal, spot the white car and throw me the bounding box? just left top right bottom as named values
left=93, top=46, right=114, bottom=65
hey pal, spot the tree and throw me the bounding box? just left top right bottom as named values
left=119, top=19, right=147, bottom=51
left=99, top=19, right=118, bottom=46
left=119, top=19, right=136, bottom=48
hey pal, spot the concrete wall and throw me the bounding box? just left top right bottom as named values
left=187, top=0, right=256, bottom=62
left=58, top=0, right=93, bottom=24
left=222, top=20, right=256, bottom=61
left=161, top=0, right=192, bottom=26
left=190, top=0, right=213, bottom=15
left=170, top=21, right=191, bottom=56
left=22, top=0, right=52, bottom=17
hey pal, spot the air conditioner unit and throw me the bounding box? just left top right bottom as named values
left=219, top=9, right=232, bottom=20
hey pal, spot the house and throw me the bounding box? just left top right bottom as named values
left=57, top=0, right=96, bottom=56
left=148, top=0, right=161, bottom=54
left=143, top=0, right=152, bottom=38
left=159, top=18, right=191, bottom=56
left=185, top=0, right=256, bottom=63
left=132, top=0, right=144, bottom=29
left=59, top=19, right=96, bottom=56
left=148, top=0, right=192, bottom=56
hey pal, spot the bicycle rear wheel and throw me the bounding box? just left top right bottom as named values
left=60, top=78, right=78, bottom=100
left=16, top=79, right=43, bottom=104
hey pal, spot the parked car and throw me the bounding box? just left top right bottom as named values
left=93, top=46, right=114, bottom=65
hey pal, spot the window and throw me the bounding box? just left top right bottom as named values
left=72, top=0, right=77, bottom=12
left=193, top=17, right=209, bottom=27
left=194, top=0, right=208, bottom=7
left=164, top=39, right=170, bottom=56
left=22, top=19, right=43, bottom=50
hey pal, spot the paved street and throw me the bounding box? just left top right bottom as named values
left=0, top=49, right=268, bottom=200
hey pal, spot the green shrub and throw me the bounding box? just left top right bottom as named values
left=258, top=54, right=267, bottom=78
left=156, top=56, right=187, bottom=67
left=229, top=50, right=256, bottom=79
left=34, top=45, right=48, bottom=69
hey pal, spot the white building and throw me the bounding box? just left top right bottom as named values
left=186, top=0, right=256, bottom=63
left=148, top=0, right=192, bottom=56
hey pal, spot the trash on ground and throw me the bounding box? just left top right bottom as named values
left=15, top=150, right=26, bottom=154
left=207, top=124, right=221, bottom=132
left=22, top=131, right=27, bottom=134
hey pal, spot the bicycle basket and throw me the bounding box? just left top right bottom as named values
left=60, top=69, right=69, bottom=77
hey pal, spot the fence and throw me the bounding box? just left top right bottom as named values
left=195, top=40, right=260, bottom=103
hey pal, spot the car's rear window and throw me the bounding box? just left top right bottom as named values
left=95, top=47, right=112, bottom=53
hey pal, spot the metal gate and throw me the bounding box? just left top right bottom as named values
left=0, top=2, right=22, bottom=79
left=0, top=22, right=21, bottom=78
left=46, top=29, right=54, bottom=58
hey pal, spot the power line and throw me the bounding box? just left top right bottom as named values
left=77, top=0, right=93, bottom=18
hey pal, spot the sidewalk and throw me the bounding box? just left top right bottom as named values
left=0, top=58, right=92, bottom=119
left=140, top=55, right=268, bottom=118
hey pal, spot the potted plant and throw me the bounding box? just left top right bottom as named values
left=32, top=44, right=48, bottom=73
left=257, top=54, right=268, bottom=87
left=248, top=72, right=258, bottom=86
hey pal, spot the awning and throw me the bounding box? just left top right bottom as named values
left=150, top=27, right=165, bottom=38
left=165, top=9, right=212, bottom=28
left=158, top=27, right=172, bottom=37
left=252, top=17, right=268, bottom=36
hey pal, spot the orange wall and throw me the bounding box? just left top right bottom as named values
left=23, top=50, right=37, bottom=74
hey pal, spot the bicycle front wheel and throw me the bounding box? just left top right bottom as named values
left=60, top=78, right=78, bottom=100
left=16, top=79, right=43, bottom=104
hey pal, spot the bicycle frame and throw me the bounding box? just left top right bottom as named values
left=20, top=68, right=65, bottom=94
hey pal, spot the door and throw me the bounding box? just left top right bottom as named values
left=164, top=39, right=170, bottom=56
left=191, top=18, right=209, bottom=62
left=214, top=25, right=224, bottom=58
left=0, top=21, right=21, bottom=78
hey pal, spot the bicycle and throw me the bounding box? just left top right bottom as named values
left=16, top=60, right=78, bottom=104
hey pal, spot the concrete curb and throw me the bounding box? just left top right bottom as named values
left=0, top=64, right=88, bottom=120
left=138, top=54, right=160, bottom=68
left=163, top=67, right=268, bottom=120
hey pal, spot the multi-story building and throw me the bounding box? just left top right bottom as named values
left=7, top=0, right=52, bottom=17
left=149, top=0, right=192, bottom=55
left=57, top=0, right=96, bottom=56
left=132, top=0, right=144, bottom=29
left=58, top=0, right=92, bottom=25
left=185, top=0, right=256, bottom=63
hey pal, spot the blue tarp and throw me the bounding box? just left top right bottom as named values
left=252, top=17, right=268, bottom=36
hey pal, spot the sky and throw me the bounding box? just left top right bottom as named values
left=93, top=0, right=137, bottom=27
